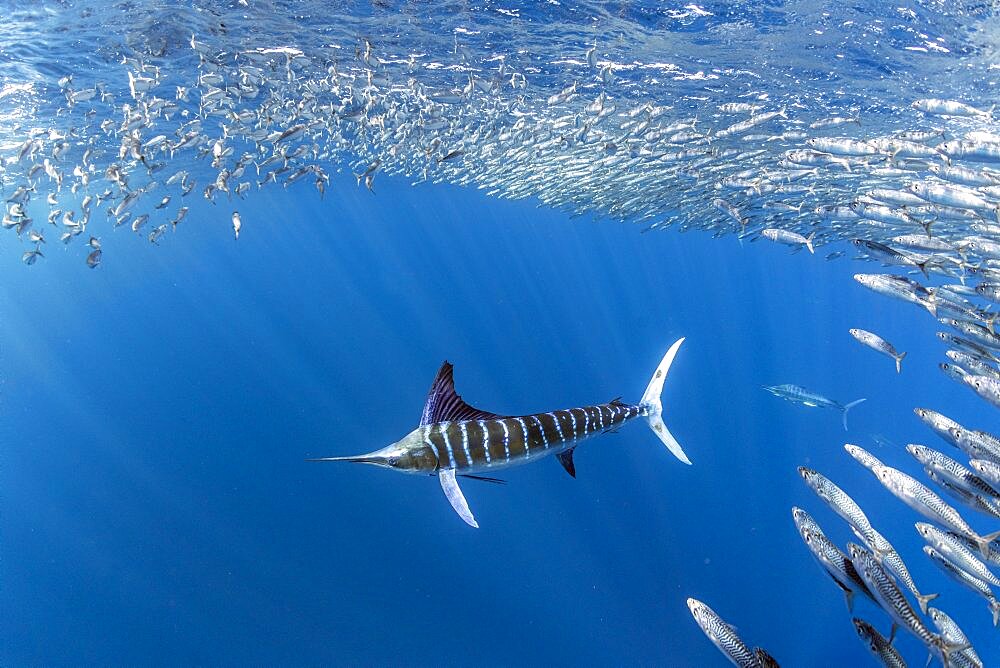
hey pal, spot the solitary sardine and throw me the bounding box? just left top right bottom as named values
left=761, top=228, right=814, bottom=253
left=686, top=598, right=760, bottom=667
left=852, top=618, right=906, bottom=668
left=849, top=328, right=906, bottom=373
left=928, top=607, right=982, bottom=668
left=844, top=443, right=885, bottom=472
left=310, top=338, right=690, bottom=527
left=763, top=384, right=866, bottom=430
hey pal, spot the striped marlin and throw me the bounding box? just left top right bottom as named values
left=310, top=338, right=691, bottom=527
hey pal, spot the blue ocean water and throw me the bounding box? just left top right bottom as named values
left=2, top=2, right=1000, bottom=666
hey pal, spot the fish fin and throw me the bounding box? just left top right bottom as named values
left=806, top=231, right=815, bottom=254
left=923, top=294, right=938, bottom=317
left=844, top=589, right=855, bottom=613
left=895, top=352, right=906, bottom=374
left=991, top=598, right=1000, bottom=627
left=439, top=468, right=478, bottom=528
left=640, top=337, right=691, bottom=464
left=459, top=474, right=507, bottom=485
left=849, top=525, right=869, bottom=546
left=977, top=529, right=1000, bottom=558
left=842, top=398, right=867, bottom=431
left=917, top=591, right=938, bottom=615
left=940, top=639, right=971, bottom=666
left=419, top=361, right=504, bottom=426
left=556, top=448, right=577, bottom=478
left=888, top=622, right=898, bottom=644
left=752, top=647, right=780, bottom=668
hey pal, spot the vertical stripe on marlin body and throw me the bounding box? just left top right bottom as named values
left=309, top=337, right=691, bottom=528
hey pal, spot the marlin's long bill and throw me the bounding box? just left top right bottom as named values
left=310, top=337, right=690, bottom=528
left=306, top=455, right=383, bottom=464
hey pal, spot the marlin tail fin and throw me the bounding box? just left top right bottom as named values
left=640, top=337, right=691, bottom=465
left=842, top=398, right=867, bottom=431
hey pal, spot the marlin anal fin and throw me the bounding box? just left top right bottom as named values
left=420, top=361, right=504, bottom=426
left=440, top=468, right=478, bottom=528
left=556, top=448, right=577, bottom=478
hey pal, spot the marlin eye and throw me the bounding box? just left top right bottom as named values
left=386, top=456, right=399, bottom=466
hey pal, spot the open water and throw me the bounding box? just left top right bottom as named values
left=2, top=2, right=1000, bottom=665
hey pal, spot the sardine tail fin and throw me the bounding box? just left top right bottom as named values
left=991, top=599, right=1000, bottom=627
left=976, top=529, right=1000, bottom=558
left=841, top=398, right=866, bottom=431
left=895, top=352, right=906, bottom=374
left=640, top=337, right=691, bottom=465
left=916, top=591, right=938, bottom=615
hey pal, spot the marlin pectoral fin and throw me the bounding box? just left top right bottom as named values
left=440, top=468, right=479, bottom=528
left=556, top=448, right=577, bottom=478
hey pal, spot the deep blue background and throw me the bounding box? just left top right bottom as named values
left=2, top=174, right=997, bottom=665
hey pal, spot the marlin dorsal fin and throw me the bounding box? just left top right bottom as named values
left=420, top=361, right=504, bottom=426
